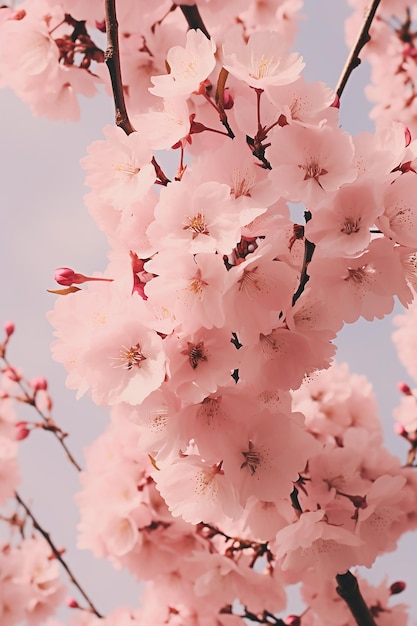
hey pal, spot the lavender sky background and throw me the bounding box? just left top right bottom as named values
left=1, top=1, right=416, bottom=622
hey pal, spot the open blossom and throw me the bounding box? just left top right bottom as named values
left=267, top=123, right=357, bottom=204
left=377, top=171, right=417, bottom=247
left=222, top=29, right=305, bottom=90
left=305, top=181, right=383, bottom=257
left=81, top=125, right=155, bottom=211
left=146, top=179, right=242, bottom=255
left=49, top=286, right=167, bottom=406
left=273, top=509, right=363, bottom=576
left=149, top=29, right=216, bottom=98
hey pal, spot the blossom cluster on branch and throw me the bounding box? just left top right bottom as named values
left=2, top=0, right=417, bottom=625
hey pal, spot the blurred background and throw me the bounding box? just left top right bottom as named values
left=1, top=1, right=416, bottom=622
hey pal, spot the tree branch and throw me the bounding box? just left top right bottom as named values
left=178, top=4, right=210, bottom=38
left=336, top=571, right=377, bottom=626
left=104, top=0, right=135, bottom=134
left=335, top=0, right=382, bottom=99
left=1, top=354, right=82, bottom=472
left=15, top=491, right=103, bottom=618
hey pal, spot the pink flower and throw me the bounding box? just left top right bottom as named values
left=149, top=29, right=216, bottom=98
left=273, top=509, right=363, bottom=576
left=81, top=126, right=155, bottom=211
left=147, top=180, right=242, bottom=255
left=222, top=30, right=305, bottom=90
left=305, top=181, right=383, bottom=257
left=267, top=123, right=357, bottom=204
left=377, top=172, right=417, bottom=247
left=154, top=455, right=241, bottom=524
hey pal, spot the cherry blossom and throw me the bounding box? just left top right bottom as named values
left=149, top=28, right=216, bottom=98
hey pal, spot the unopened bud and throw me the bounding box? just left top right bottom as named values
left=398, top=382, right=413, bottom=396
left=390, top=581, right=406, bottom=595
left=95, top=19, right=106, bottom=32
left=3, top=321, right=15, bottom=337
left=285, top=616, right=301, bottom=626
left=66, top=596, right=79, bottom=609
left=29, top=376, right=48, bottom=392
left=331, top=94, right=340, bottom=108
left=54, top=267, right=112, bottom=286
left=222, top=88, right=234, bottom=110
left=394, top=422, right=408, bottom=438
left=15, top=422, right=30, bottom=441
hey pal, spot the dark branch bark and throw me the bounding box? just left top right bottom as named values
left=104, top=0, right=135, bottom=134
left=179, top=4, right=210, bottom=38
left=336, top=571, right=377, bottom=626
left=15, top=492, right=103, bottom=618
left=336, top=0, right=382, bottom=99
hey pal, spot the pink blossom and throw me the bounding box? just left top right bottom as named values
left=305, top=181, right=383, bottom=257
left=222, top=30, right=305, bottom=90
left=377, top=172, right=417, bottom=247
left=267, top=123, right=357, bottom=204
left=273, top=509, right=363, bottom=576
left=147, top=180, right=242, bottom=255
left=81, top=126, right=155, bottom=211
left=149, top=29, right=216, bottom=98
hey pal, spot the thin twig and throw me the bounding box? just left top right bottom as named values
left=104, top=0, right=135, bottom=134
left=15, top=491, right=103, bottom=618
left=2, top=355, right=82, bottom=472
left=336, top=0, right=382, bottom=98
left=179, top=4, right=210, bottom=38
left=104, top=0, right=171, bottom=185
left=336, top=571, right=377, bottom=626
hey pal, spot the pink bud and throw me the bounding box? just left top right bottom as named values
left=390, top=581, right=406, bottom=595
left=15, top=422, right=30, bottom=441
left=404, top=125, right=412, bottom=147
left=398, top=382, right=413, bottom=396
left=54, top=267, right=77, bottom=286
left=29, top=376, right=48, bottom=391
left=285, top=616, right=301, bottom=626
left=3, top=321, right=15, bottom=337
left=394, top=422, right=407, bottom=437
left=95, top=19, right=106, bottom=32
left=222, top=88, right=234, bottom=110
left=330, top=94, right=340, bottom=108
left=54, top=267, right=112, bottom=286
left=66, top=596, right=79, bottom=609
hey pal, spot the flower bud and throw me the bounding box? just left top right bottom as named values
left=394, top=422, right=407, bottom=437
left=285, top=616, right=301, bottom=626
left=29, top=376, right=48, bottom=391
left=54, top=268, right=77, bottom=286
left=390, top=581, right=406, bottom=595
left=398, top=382, right=413, bottom=396
left=66, top=596, right=80, bottom=609
left=3, top=321, right=15, bottom=337
left=15, top=422, right=30, bottom=441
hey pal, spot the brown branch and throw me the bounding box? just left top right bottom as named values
left=104, top=0, right=135, bottom=134
left=178, top=4, right=210, bottom=39
left=336, top=0, right=382, bottom=99
left=2, top=355, right=82, bottom=472
left=15, top=492, right=103, bottom=618
left=336, top=571, right=377, bottom=626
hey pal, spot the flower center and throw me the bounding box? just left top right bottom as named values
left=183, top=212, right=209, bottom=239
left=241, top=440, right=261, bottom=475
left=182, top=341, right=208, bottom=369
left=341, top=217, right=361, bottom=235
left=300, top=160, right=328, bottom=183
left=118, top=343, right=147, bottom=369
